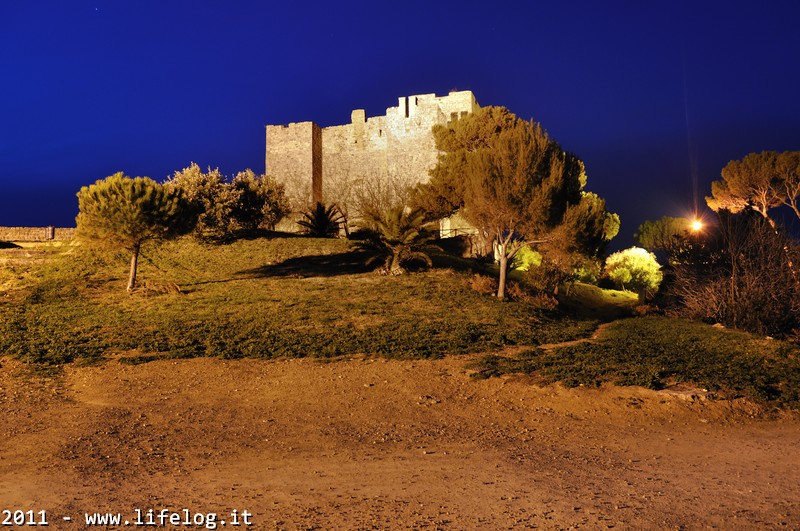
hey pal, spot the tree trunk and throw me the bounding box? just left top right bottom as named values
left=497, top=252, right=508, bottom=300
left=127, top=244, right=140, bottom=292
left=389, top=248, right=405, bottom=275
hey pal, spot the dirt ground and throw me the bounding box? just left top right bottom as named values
left=1, top=354, right=798, bottom=530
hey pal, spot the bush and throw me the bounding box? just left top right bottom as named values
left=522, top=255, right=574, bottom=295
left=671, top=211, right=800, bottom=337
left=468, top=274, right=496, bottom=295
left=505, top=282, right=558, bottom=309
left=604, top=247, right=663, bottom=300
left=469, top=316, right=800, bottom=408
left=165, top=163, right=240, bottom=239
left=166, top=165, right=290, bottom=239
left=0, top=237, right=596, bottom=365
left=510, top=245, right=541, bottom=271
left=230, top=170, right=290, bottom=231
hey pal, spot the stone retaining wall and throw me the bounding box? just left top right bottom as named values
left=0, top=227, right=76, bottom=241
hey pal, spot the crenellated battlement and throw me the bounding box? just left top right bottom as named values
left=265, top=90, right=479, bottom=218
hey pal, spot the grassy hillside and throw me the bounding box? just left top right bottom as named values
left=558, top=282, right=639, bottom=320
left=471, top=317, right=800, bottom=408
left=2, top=236, right=799, bottom=409
left=0, top=236, right=595, bottom=365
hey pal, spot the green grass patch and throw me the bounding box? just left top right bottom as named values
left=0, top=236, right=594, bottom=365
left=470, top=316, right=800, bottom=408
left=557, top=282, right=639, bottom=320
left=9, top=236, right=798, bottom=409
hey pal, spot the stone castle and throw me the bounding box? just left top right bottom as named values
left=265, top=90, right=479, bottom=219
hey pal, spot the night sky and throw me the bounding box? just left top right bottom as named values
left=2, top=1, right=799, bottom=246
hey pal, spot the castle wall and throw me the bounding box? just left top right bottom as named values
left=434, top=90, right=480, bottom=120
left=320, top=114, right=389, bottom=218
left=265, top=90, right=479, bottom=221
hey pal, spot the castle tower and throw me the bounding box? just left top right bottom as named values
left=265, top=121, right=322, bottom=208
left=265, top=90, right=479, bottom=219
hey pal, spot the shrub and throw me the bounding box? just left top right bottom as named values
left=510, top=244, right=541, bottom=271
left=604, top=247, right=663, bottom=300
left=165, top=163, right=241, bottom=239
left=505, top=281, right=558, bottom=308
left=522, top=255, right=574, bottom=295
left=166, top=166, right=290, bottom=239
left=468, top=274, right=497, bottom=295
left=230, top=169, right=290, bottom=231
left=671, top=211, right=800, bottom=337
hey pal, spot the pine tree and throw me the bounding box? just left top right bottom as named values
left=415, top=106, right=616, bottom=299
left=76, top=172, right=194, bottom=291
left=706, top=151, right=800, bottom=225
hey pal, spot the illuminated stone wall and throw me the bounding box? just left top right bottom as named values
left=265, top=121, right=322, bottom=211
left=265, top=91, right=479, bottom=219
left=0, top=227, right=75, bottom=241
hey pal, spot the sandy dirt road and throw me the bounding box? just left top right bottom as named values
left=1, top=355, right=798, bottom=530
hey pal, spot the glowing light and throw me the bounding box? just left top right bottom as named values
left=691, top=219, right=703, bottom=232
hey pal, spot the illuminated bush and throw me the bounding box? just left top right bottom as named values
left=604, top=247, right=663, bottom=298
left=510, top=245, right=541, bottom=271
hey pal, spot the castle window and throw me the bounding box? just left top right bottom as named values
left=450, top=112, right=458, bottom=121
left=379, top=129, right=382, bottom=136
left=460, top=111, right=468, bottom=117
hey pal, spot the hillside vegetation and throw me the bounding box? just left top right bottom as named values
left=0, top=237, right=595, bottom=365
left=471, top=317, right=800, bottom=408
left=1, top=236, right=799, bottom=409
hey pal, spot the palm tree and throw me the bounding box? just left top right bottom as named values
left=297, top=202, right=345, bottom=237
left=357, top=206, right=436, bottom=275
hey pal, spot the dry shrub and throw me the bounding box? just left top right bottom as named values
left=671, top=212, right=800, bottom=337
left=632, top=304, right=659, bottom=316
left=467, top=274, right=557, bottom=309
left=468, top=274, right=497, bottom=295
left=505, top=281, right=558, bottom=309
left=137, top=281, right=183, bottom=296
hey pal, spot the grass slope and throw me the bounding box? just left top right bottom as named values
left=471, top=317, right=800, bottom=408
left=557, top=282, right=639, bottom=320
left=2, top=236, right=799, bottom=409
left=0, top=237, right=594, bottom=365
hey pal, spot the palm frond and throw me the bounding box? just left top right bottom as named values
left=297, top=202, right=344, bottom=237
left=353, top=205, right=436, bottom=274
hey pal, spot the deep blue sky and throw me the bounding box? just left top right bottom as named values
left=2, top=1, right=799, bottom=246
